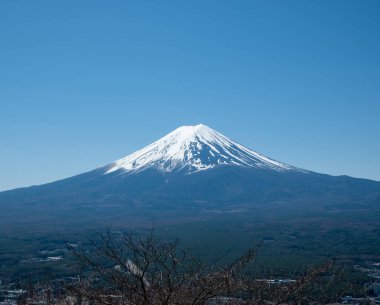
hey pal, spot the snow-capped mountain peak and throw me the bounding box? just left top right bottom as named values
left=105, top=124, right=297, bottom=174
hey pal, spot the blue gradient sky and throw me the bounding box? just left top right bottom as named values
left=1, top=0, right=379, bottom=191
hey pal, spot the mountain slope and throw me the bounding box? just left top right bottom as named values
left=0, top=124, right=379, bottom=230
left=104, top=124, right=299, bottom=174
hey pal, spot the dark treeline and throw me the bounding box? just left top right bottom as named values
left=16, top=230, right=356, bottom=305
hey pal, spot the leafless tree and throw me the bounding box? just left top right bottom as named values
left=21, top=230, right=341, bottom=305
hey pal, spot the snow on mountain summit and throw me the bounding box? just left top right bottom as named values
left=105, top=124, right=297, bottom=175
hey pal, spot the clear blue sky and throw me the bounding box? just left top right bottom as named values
left=1, top=0, right=379, bottom=191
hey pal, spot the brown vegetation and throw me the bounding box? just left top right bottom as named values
left=20, top=230, right=344, bottom=305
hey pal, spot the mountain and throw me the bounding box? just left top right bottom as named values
left=104, top=124, right=298, bottom=174
left=0, top=124, right=380, bottom=230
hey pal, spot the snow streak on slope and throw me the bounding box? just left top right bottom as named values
left=105, top=124, right=300, bottom=175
